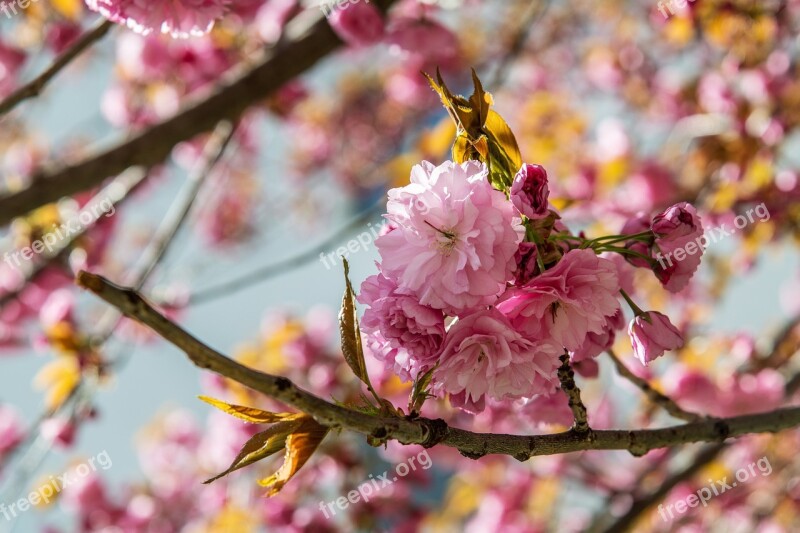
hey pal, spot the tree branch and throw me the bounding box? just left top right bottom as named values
left=592, top=362, right=800, bottom=531
left=558, top=351, right=590, bottom=432
left=606, top=349, right=703, bottom=423
left=0, top=19, right=114, bottom=118
left=0, top=167, right=147, bottom=310
left=75, top=272, right=800, bottom=461
left=0, top=0, right=398, bottom=227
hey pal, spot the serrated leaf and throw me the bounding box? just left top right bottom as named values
left=204, top=419, right=303, bottom=484
left=339, top=259, right=370, bottom=386
left=258, top=415, right=329, bottom=496
left=198, top=396, right=296, bottom=424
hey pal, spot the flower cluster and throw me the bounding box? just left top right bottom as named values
left=359, top=160, right=703, bottom=413
left=85, top=0, right=232, bottom=38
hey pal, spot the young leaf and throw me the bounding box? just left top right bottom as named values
left=409, top=365, right=437, bottom=414
left=199, top=396, right=296, bottom=424
left=203, top=418, right=303, bottom=484
left=339, top=258, right=370, bottom=386
left=424, top=68, right=523, bottom=191
left=258, top=415, right=330, bottom=496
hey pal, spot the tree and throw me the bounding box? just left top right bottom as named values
left=1, top=0, right=799, bottom=531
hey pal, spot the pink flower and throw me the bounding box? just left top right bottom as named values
left=0, top=40, right=26, bottom=97
left=362, top=331, right=419, bottom=382
left=510, top=164, right=549, bottom=219
left=86, top=0, right=231, bottom=38
left=328, top=1, right=385, bottom=47
left=620, top=213, right=653, bottom=268
left=358, top=272, right=445, bottom=366
left=433, top=308, right=561, bottom=413
left=571, top=307, right=624, bottom=362
left=627, top=311, right=683, bottom=365
left=718, top=369, right=784, bottom=417
left=652, top=202, right=705, bottom=293
left=513, top=242, right=540, bottom=285
left=386, top=17, right=460, bottom=68
left=0, top=405, right=24, bottom=457
left=497, top=249, right=621, bottom=351
left=520, top=389, right=574, bottom=428
left=376, top=160, right=523, bottom=315
left=41, top=417, right=77, bottom=448
left=40, top=289, right=75, bottom=329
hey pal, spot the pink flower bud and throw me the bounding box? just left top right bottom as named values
left=511, top=164, right=550, bottom=219
left=652, top=202, right=702, bottom=240
left=628, top=311, right=684, bottom=365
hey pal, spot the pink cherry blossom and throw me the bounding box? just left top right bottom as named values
left=0, top=404, right=24, bottom=458
left=0, top=40, right=26, bottom=97
left=358, top=272, right=445, bottom=367
left=433, top=307, right=561, bottom=413
left=627, top=311, right=684, bottom=365
left=362, top=331, right=419, bottom=382
left=497, top=249, right=621, bottom=351
left=510, top=163, right=550, bottom=219
left=620, top=213, right=653, bottom=268
left=86, top=0, right=231, bottom=38
left=652, top=202, right=705, bottom=293
left=385, top=16, right=460, bottom=68
left=571, top=307, right=624, bottom=362
left=328, top=1, right=385, bottom=47
left=376, top=160, right=523, bottom=315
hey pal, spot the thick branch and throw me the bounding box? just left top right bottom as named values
left=0, top=0, right=397, bottom=227
left=76, top=273, right=800, bottom=461
left=607, top=349, right=703, bottom=423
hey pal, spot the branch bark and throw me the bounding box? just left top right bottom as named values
left=76, top=272, right=800, bottom=461
left=0, top=0, right=397, bottom=227
left=558, top=351, right=590, bottom=432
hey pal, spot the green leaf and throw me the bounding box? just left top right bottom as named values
left=409, top=365, right=437, bottom=414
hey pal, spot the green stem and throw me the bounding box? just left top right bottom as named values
left=620, top=289, right=646, bottom=318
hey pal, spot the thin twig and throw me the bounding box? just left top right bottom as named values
left=0, top=122, right=236, bottom=510
left=75, top=273, right=800, bottom=461
left=591, top=364, right=800, bottom=532
left=0, top=167, right=148, bottom=310
left=490, top=0, right=551, bottom=89
left=606, top=349, right=703, bottom=423
left=0, top=0, right=399, bottom=226
left=183, top=200, right=384, bottom=306
left=0, top=19, right=114, bottom=118
left=593, top=443, right=727, bottom=533
left=558, top=352, right=590, bottom=432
